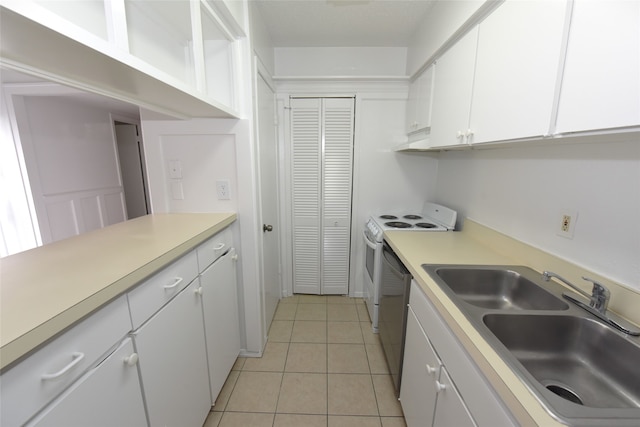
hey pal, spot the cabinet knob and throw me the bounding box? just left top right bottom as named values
left=194, top=287, right=203, bottom=296
left=425, top=364, right=438, bottom=376
left=456, top=130, right=465, bottom=138
left=263, top=224, right=273, bottom=232
left=435, top=381, right=447, bottom=393
left=123, top=353, right=139, bottom=367
left=231, top=253, right=238, bottom=261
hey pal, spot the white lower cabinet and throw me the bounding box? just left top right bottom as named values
left=27, top=338, right=146, bottom=427
left=132, top=279, right=211, bottom=427
left=400, top=281, right=515, bottom=427
left=401, top=307, right=476, bottom=427
left=199, top=248, right=241, bottom=404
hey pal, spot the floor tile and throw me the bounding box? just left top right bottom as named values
left=203, top=411, right=222, bottom=427
left=298, top=295, right=327, bottom=304
left=279, top=295, right=300, bottom=304
left=327, top=304, right=359, bottom=321
left=380, top=416, right=407, bottom=427
left=243, top=342, right=288, bottom=372
left=372, top=375, right=404, bottom=416
left=329, top=415, right=382, bottom=427
left=231, top=357, right=245, bottom=371
left=295, top=303, right=327, bottom=320
left=274, top=303, right=297, bottom=320
left=328, top=321, right=364, bottom=344
left=291, top=320, right=327, bottom=343
left=218, top=412, right=274, bottom=427
left=285, top=343, right=327, bottom=373
left=225, top=371, right=282, bottom=412
left=366, top=343, right=390, bottom=374
left=274, top=414, right=327, bottom=427
left=327, top=295, right=355, bottom=304
left=268, top=320, right=294, bottom=342
left=276, top=372, right=328, bottom=414
left=360, top=321, right=380, bottom=344
left=328, top=344, right=370, bottom=374
left=328, top=374, right=379, bottom=416
left=357, top=303, right=371, bottom=321
left=212, top=370, right=239, bottom=412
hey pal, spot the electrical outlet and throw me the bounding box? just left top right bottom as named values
left=216, top=180, right=230, bottom=200
left=557, top=211, right=578, bottom=239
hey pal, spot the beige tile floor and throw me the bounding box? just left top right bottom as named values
left=203, top=295, right=406, bottom=427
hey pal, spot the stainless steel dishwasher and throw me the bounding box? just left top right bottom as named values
left=378, top=240, right=412, bottom=395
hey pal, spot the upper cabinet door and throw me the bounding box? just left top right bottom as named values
left=555, top=0, right=640, bottom=134
left=469, top=0, right=568, bottom=144
left=406, top=65, right=435, bottom=134
left=429, top=27, right=478, bottom=148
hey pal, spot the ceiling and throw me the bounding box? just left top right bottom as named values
left=253, top=0, right=436, bottom=47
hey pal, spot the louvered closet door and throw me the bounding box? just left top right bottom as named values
left=291, top=97, right=354, bottom=295
left=322, top=98, right=354, bottom=295
left=291, top=98, right=322, bottom=294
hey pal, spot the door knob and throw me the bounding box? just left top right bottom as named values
left=263, top=224, right=273, bottom=232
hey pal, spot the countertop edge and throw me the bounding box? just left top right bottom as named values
left=0, top=213, right=236, bottom=370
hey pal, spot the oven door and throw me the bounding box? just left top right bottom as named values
left=363, top=230, right=380, bottom=330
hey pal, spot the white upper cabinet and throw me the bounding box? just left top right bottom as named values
left=406, top=64, right=435, bottom=134
left=429, top=27, right=478, bottom=148
left=469, top=0, right=568, bottom=144
left=429, top=0, right=569, bottom=148
left=0, top=0, right=243, bottom=117
left=555, top=0, right=640, bottom=134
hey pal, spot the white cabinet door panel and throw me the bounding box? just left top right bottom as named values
left=400, top=307, right=442, bottom=427
left=28, top=338, right=146, bottom=427
left=200, top=250, right=241, bottom=404
left=133, top=279, right=211, bottom=427
left=470, top=0, right=568, bottom=143
left=429, top=27, right=478, bottom=148
left=556, top=0, right=640, bottom=133
left=433, top=368, right=477, bottom=427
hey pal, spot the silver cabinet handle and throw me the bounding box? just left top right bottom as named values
left=42, top=352, right=84, bottom=380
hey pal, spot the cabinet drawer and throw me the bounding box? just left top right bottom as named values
left=127, top=250, right=198, bottom=329
left=196, top=227, right=232, bottom=271
left=0, top=296, right=131, bottom=427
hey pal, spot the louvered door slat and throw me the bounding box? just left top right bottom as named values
left=291, top=98, right=322, bottom=293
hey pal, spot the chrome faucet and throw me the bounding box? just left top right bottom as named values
left=541, top=271, right=639, bottom=336
left=542, top=271, right=610, bottom=314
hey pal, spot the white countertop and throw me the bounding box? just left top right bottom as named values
left=0, top=213, right=236, bottom=370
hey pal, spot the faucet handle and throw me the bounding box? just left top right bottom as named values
left=582, top=277, right=610, bottom=312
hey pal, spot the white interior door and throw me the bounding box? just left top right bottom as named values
left=115, top=122, right=149, bottom=219
left=256, top=69, right=281, bottom=336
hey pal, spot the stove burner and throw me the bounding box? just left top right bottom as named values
left=385, top=221, right=412, bottom=229
left=403, top=214, right=423, bottom=220
left=380, top=215, right=398, bottom=220
left=415, top=222, right=437, bottom=229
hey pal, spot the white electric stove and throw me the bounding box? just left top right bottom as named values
left=362, top=202, right=457, bottom=331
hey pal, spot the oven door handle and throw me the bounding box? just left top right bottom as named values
left=363, top=230, right=378, bottom=250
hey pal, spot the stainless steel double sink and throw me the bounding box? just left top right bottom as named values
left=422, top=265, right=640, bottom=426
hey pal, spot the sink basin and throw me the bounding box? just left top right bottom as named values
left=484, top=314, right=640, bottom=410
left=430, top=266, right=568, bottom=310
left=422, top=264, right=640, bottom=424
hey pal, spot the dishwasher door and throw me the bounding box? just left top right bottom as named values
left=378, top=241, right=412, bottom=395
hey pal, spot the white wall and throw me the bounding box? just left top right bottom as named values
left=249, top=1, right=275, bottom=75
left=140, top=114, right=264, bottom=355
left=275, top=47, right=407, bottom=77
left=435, top=137, right=640, bottom=291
